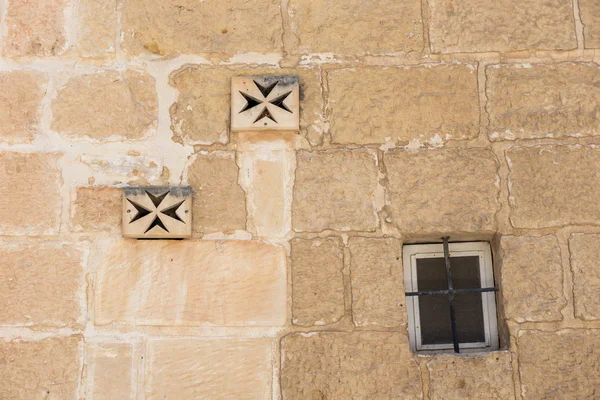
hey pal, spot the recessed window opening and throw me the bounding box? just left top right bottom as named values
left=404, top=237, right=499, bottom=354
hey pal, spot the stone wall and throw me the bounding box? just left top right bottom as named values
left=0, top=0, right=599, bottom=398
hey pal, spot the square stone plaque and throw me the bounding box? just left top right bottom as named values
left=122, top=186, right=192, bottom=239
left=231, top=75, right=300, bottom=131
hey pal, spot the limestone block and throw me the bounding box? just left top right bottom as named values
left=288, top=0, right=423, bottom=54
left=291, top=238, right=345, bottom=326
left=507, top=145, right=600, bottom=228
left=281, top=332, right=422, bottom=399
left=121, top=0, right=282, bottom=56
left=385, top=149, right=500, bottom=234
left=70, top=187, right=121, bottom=232
left=518, top=329, right=600, bottom=399
left=52, top=70, right=157, bottom=140
left=428, top=0, right=577, bottom=53
left=75, top=0, right=117, bottom=57
left=580, top=0, right=600, bottom=48
left=293, top=150, right=378, bottom=232
left=427, top=353, right=515, bottom=399
left=349, top=237, right=405, bottom=327
left=487, top=63, right=600, bottom=140
left=87, top=343, right=133, bottom=400
left=0, top=71, right=47, bottom=143
left=500, top=235, right=566, bottom=322
left=95, top=240, right=286, bottom=326
left=0, top=336, right=82, bottom=399
left=569, top=233, right=600, bottom=320
left=0, top=153, right=62, bottom=235
left=328, top=65, right=479, bottom=145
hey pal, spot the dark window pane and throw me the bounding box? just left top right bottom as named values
left=450, top=256, right=481, bottom=289
left=416, top=257, right=447, bottom=291
left=454, top=293, right=486, bottom=343
left=419, top=294, right=452, bottom=345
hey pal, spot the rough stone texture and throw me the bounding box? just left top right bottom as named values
left=328, top=65, right=479, bottom=145
left=75, top=0, right=117, bottom=57
left=87, top=343, right=133, bottom=400
left=281, top=332, right=422, bottom=399
left=349, top=238, right=405, bottom=327
left=3, top=0, right=67, bottom=58
left=187, top=152, right=246, bottom=235
left=52, top=70, right=157, bottom=140
left=169, top=66, right=322, bottom=144
left=487, top=63, right=600, bottom=140
left=121, top=0, right=282, bottom=56
left=0, top=153, right=62, bottom=235
left=507, top=145, right=600, bottom=228
left=95, top=240, right=286, bottom=326
left=500, top=235, right=566, bottom=322
left=70, top=187, right=121, bottom=232
left=288, top=0, right=423, bottom=54
left=146, top=338, right=273, bottom=399
left=291, top=238, right=345, bottom=326
left=385, top=149, right=500, bottom=234
left=0, top=71, right=47, bottom=143
left=293, top=150, right=378, bottom=232
left=427, top=353, right=515, bottom=400
left=0, top=336, right=82, bottom=399
left=428, top=0, right=577, bottom=53
left=580, top=0, right=600, bottom=48
left=519, top=330, right=600, bottom=399
left=569, top=233, right=600, bottom=320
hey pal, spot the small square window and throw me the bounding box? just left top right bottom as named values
left=403, top=240, right=499, bottom=354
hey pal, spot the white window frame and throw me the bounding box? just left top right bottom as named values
left=403, top=241, right=499, bottom=354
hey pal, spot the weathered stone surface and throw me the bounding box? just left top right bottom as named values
left=281, top=332, right=421, bottom=399
left=52, top=70, right=157, bottom=140
left=569, top=233, right=600, bottom=320
left=70, top=187, right=121, bottom=232
left=0, top=243, right=83, bottom=327
left=95, top=240, right=286, bottom=326
left=291, top=238, right=345, bottom=326
left=0, top=153, right=62, bottom=235
left=146, top=338, right=272, bottom=399
left=121, top=0, right=282, bottom=56
left=87, top=343, right=133, bottom=400
left=293, top=150, right=378, bottom=232
left=507, top=145, right=600, bottom=228
left=0, top=336, right=82, bottom=399
left=0, top=71, right=46, bottom=143
left=500, top=235, right=566, bottom=322
left=3, top=0, right=67, bottom=57
left=428, top=0, right=577, bottom=53
left=427, top=353, right=515, bottom=400
left=75, top=0, right=117, bottom=57
left=487, top=63, right=600, bottom=140
left=349, top=237, right=404, bottom=327
left=519, top=329, right=600, bottom=399
left=385, top=149, right=499, bottom=233
left=580, top=0, right=600, bottom=48
left=329, top=65, right=479, bottom=145
left=187, top=152, right=246, bottom=235
left=169, top=66, right=322, bottom=144
left=288, top=0, right=423, bottom=54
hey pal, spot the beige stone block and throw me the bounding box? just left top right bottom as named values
left=75, top=0, right=117, bottom=58
left=291, top=238, right=345, bottom=326
left=281, top=332, right=422, bottom=399
left=121, top=0, right=282, bottom=56
left=187, top=152, right=246, bottom=235
left=487, top=64, right=600, bottom=140
left=0, top=71, right=47, bottom=143
left=70, top=187, right=121, bottom=232
left=428, top=0, right=577, bottom=53
left=0, top=153, right=62, bottom=235
left=95, top=240, right=286, bottom=326
left=427, top=353, right=515, bottom=399
left=500, top=235, right=566, bottom=322
left=507, top=145, right=600, bottom=228
left=52, top=70, right=157, bottom=140
left=293, top=150, right=378, bottom=232
left=580, top=0, right=600, bottom=48
left=569, top=233, right=600, bottom=320
left=385, top=149, right=500, bottom=234
left=0, top=336, right=82, bottom=399
left=3, top=0, right=67, bottom=57
left=288, top=0, right=423, bottom=54
left=349, top=238, right=405, bottom=327
left=519, top=329, right=600, bottom=399
left=329, top=65, right=479, bottom=145
left=145, top=338, right=273, bottom=399
left=87, top=343, right=133, bottom=400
